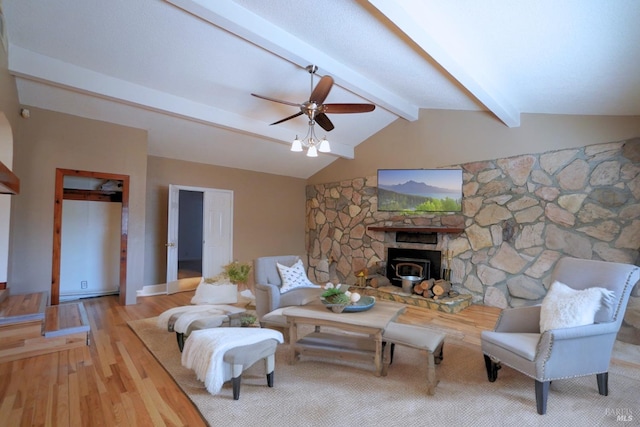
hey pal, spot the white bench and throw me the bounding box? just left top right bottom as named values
left=382, top=322, right=445, bottom=395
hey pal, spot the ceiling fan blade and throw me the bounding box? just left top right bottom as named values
left=314, top=113, right=335, bottom=132
left=270, top=111, right=304, bottom=126
left=251, top=93, right=300, bottom=107
left=323, top=103, right=376, bottom=114
left=309, top=76, right=333, bottom=104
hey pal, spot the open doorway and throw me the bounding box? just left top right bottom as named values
left=166, top=185, right=233, bottom=292
left=177, top=190, right=203, bottom=279
left=51, top=169, right=129, bottom=306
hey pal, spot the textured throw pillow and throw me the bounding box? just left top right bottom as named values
left=539, top=281, right=614, bottom=333
left=277, top=259, right=321, bottom=293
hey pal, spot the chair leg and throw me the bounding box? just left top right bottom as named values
left=267, top=371, right=274, bottom=387
left=483, top=355, right=500, bottom=382
left=232, top=376, right=241, bottom=400
left=176, top=333, right=185, bottom=352
left=382, top=342, right=396, bottom=364
left=535, top=380, right=550, bottom=415
left=597, top=372, right=608, bottom=396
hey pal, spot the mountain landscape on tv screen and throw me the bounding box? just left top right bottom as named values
left=377, top=180, right=462, bottom=212
left=378, top=180, right=459, bottom=196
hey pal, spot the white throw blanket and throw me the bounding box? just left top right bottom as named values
left=181, top=328, right=284, bottom=395
left=157, top=305, right=244, bottom=333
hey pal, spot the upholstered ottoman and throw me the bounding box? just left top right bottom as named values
left=157, top=305, right=247, bottom=351
left=382, top=322, right=446, bottom=395
left=181, top=327, right=284, bottom=400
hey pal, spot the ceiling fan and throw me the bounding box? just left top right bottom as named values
left=251, top=65, right=376, bottom=132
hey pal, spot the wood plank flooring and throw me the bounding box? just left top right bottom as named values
left=0, top=291, right=500, bottom=426
left=0, top=292, right=47, bottom=325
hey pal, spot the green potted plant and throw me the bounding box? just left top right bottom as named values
left=321, top=283, right=363, bottom=312
left=239, top=313, right=257, bottom=327
left=222, top=261, right=252, bottom=285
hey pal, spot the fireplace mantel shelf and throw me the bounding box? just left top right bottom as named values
left=367, top=226, right=464, bottom=234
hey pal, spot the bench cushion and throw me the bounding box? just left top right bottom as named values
left=223, top=338, right=279, bottom=367
left=383, top=323, right=445, bottom=352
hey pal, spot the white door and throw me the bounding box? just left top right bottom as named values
left=166, top=185, right=233, bottom=292
left=166, top=184, right=180, bottom=284
left=203, top=190, right=233, bottom=279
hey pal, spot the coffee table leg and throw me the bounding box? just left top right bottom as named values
left=288, top=319, right=298, bottom=364
left=374, top=332, right=383, bottom=377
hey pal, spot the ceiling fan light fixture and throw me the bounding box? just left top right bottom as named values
left=292, top=119, right=330, bottom=157
left=253, top=64, right=374, bottom=158
left=291, top=136, right=303, bottom=152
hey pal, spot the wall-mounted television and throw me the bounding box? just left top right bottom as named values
left=377, top=169, right=463, bottom=212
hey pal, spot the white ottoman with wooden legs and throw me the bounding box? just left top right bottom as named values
left=382, top=322, right=446, bottom=395
left=181, top=328, right=284, bottom=400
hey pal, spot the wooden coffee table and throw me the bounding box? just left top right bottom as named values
left=282, top=300, right=406, bottom=376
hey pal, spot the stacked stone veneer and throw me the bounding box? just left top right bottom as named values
left=306, top=137, right=640, bottom=343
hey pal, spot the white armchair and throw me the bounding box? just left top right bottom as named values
left=481, top=257, right=639, bottom=415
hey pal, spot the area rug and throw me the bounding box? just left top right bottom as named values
left=129, top=318, right=640, bottom=426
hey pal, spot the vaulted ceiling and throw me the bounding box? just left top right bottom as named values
left=3, top=1, right=639, bottom=178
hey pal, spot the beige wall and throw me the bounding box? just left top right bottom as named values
left=10, top=107, right=147, bottom=304
left=310, top=110, right=640, bottom=184
left=144, top=156, right=308, bottom=286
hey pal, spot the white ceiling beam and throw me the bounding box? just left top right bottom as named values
left=367, top=0, right=521, bottom=128
left=8, top=45, right=354, bottom=159
left=166, top=0, right=419, bottom=121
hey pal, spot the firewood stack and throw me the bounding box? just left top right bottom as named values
left=367, top=275, right=390, bottom=288
left=412, top=278, right=435, bottom=298
left=413, top=279, right=456, bottom=299
left=431, top=280, right=452, bottom=299
left=359, top=273, right=459, bottom=299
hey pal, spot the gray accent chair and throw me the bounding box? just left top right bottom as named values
left=481, top=257, right=639, bottom=415
left=253, top=255, right=322, bottom=329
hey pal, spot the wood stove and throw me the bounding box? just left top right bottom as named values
left=386, top=248, right=442, bottom=287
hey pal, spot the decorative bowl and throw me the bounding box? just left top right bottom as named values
left=321, top=296, right=376, bottom=313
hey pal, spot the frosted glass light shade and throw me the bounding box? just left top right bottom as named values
left=291, top=137, right=303, bottom=152
left=318, top=138, right=331, bottom=153
left=306, top=145, right=318, bottom=157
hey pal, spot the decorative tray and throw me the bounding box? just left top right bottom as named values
left=321, top=296, right=376, bottom=313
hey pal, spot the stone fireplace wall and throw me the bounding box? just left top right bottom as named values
left=305, top=137, right=640, bottom=343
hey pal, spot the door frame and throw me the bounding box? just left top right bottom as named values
left=166, top=185, right=233, bottom=288
left=51, top=168, right=130, bottom=306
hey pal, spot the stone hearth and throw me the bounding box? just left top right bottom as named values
left=347, top=285, right=472, bottom=314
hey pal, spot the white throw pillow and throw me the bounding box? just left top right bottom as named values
left=539, top=280, right=614, bottom=333
left=191, top=278, right=238, bottom=304
left=277, top=259, right=321, bottom=293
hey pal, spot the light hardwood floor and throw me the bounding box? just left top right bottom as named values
left=0, top=292, right=500, bottom=426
